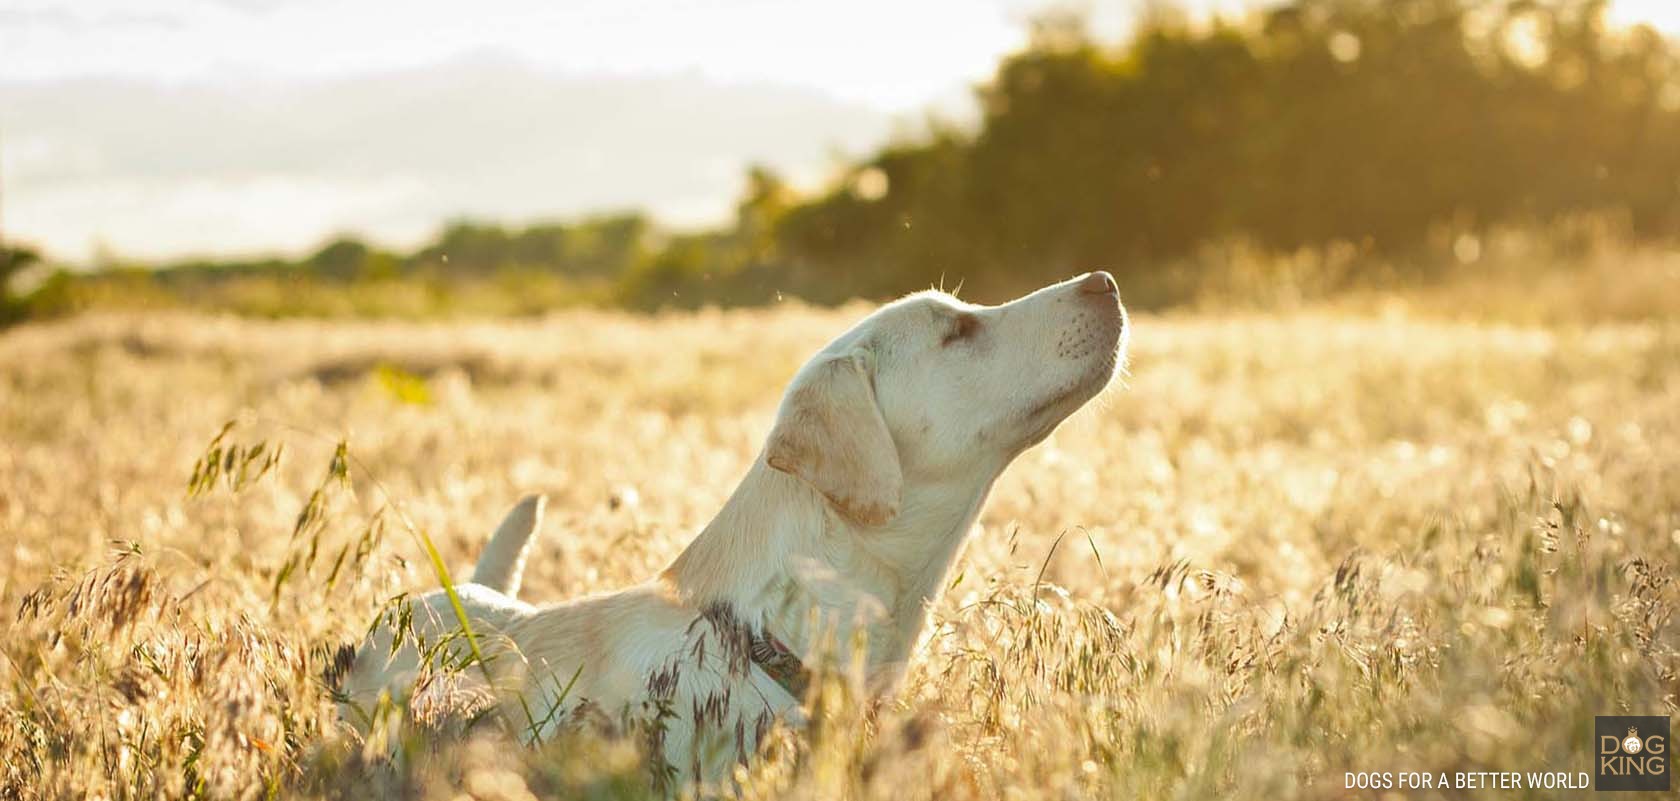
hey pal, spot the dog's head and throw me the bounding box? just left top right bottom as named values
left=766, top=271, right=1127, bottom=526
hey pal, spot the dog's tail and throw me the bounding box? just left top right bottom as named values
left=471, top=494, right=546, bottom=598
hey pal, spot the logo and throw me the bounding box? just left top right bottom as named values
left=1595, top=716, right=1669, bottom=791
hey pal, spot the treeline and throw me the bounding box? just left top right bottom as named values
left=756, top=0, right=1680, bottom=302
left=7, top=0, right=1679, bottom=318
left=147, top=214, right=651, bottom=285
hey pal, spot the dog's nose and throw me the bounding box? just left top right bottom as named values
left=1078, top=271, right=1118, bottom=297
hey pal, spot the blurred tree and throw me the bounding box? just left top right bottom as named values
left=307, top=237, right=374, bottom=281
left=413, top=215, right=652, bottom=278
left=0, top=243, right=39, bottom=292
left=1, top=243, right=73, bottom=325
left=764, top=0, right=1680, bottom=301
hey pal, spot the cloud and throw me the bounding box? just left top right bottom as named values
left=0, top=58, right=894, bottom=262
left=202, top=0, right=304, bottom=13
left=0, top=8, right=80, bottom=29
left=1, top=0, right=1029, bottom=108
left=0, top=5, right=183, bottom=31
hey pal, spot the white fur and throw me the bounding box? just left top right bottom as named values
left=339, top=272, right=1127, bottom=783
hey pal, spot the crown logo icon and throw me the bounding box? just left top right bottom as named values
left=1623, top=727, right=1644, bottom=754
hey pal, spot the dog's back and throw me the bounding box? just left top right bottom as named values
left=336, top=497, right=547, bottom=727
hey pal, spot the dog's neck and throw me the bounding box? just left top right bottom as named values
left=662, top=456, right=999, bottom=691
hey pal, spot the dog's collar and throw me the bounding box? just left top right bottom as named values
left=746, top=627, right=810, bottom=699
left=699, top=603, right=810, bottom=699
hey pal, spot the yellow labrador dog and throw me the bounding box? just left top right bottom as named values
left=339, top=271, right=1127, bottom=780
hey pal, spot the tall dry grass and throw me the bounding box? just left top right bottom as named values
left=1, top=275, right=1678, bottom=798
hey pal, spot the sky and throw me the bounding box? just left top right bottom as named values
left=1, top=0, right=1676, bottom=264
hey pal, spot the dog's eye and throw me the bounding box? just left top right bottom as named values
left=941, top=313, right=980, bottom=346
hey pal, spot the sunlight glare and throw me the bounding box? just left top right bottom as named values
left=1609, top=0, right=1680, bottom=34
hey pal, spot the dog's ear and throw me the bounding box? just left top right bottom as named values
left=766, top=350, right=901, bottom=526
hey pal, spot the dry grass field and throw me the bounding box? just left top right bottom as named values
left=2, top=274, right=1679, bottom=798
